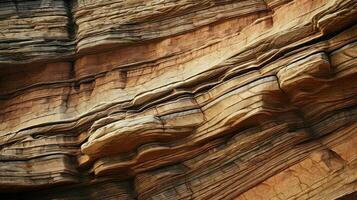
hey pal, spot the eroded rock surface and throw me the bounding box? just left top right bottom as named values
left=0, top=0, right=356, bottom=199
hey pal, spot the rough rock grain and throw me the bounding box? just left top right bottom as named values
left=0, top=0, right=356, bottom=199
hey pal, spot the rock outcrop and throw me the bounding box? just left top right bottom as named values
left=0, top=0, right=356, bottom=199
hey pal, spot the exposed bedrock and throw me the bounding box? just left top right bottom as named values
left=0, top=0, right=356, bottom=199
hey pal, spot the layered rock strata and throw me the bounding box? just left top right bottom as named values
left=0, top=0, right=356, bottom=199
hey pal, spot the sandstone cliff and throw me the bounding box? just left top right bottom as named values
left=0, top=0, right=356, bottom=199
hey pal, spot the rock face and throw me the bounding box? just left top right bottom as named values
left=0, top=0, right=356, bottom=199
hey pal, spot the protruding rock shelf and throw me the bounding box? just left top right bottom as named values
left=0, top=0, right=356, bottom=199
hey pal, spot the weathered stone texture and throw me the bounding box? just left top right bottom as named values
left=0, top=0, right=356, bottom=199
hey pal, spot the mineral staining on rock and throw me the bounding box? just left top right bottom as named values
left=0, top=0, right=356, bottom=199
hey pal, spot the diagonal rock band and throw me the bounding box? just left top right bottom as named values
left=0, top=0, right=356, bottom=199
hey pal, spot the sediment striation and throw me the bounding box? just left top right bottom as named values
left=0, top=0, right=356, bottom=199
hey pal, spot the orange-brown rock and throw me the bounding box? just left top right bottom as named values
left=0, top=0, right=356, bottom=199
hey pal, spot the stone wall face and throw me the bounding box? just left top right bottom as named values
left=0, top=0, right=356, bottom=199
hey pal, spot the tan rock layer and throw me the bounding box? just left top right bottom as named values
left=0, top=0, right=356, bottom=199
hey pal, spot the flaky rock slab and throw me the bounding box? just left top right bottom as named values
left=0, top=0, right=356, bottom=199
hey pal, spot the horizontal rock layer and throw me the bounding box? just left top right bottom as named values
left=0, top=0, right=356, bottom=199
